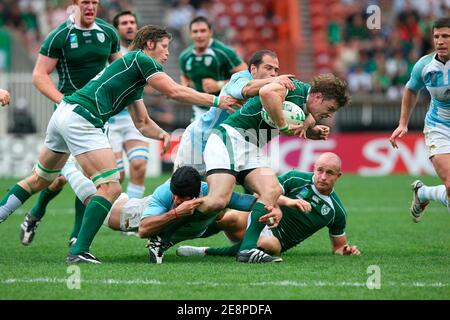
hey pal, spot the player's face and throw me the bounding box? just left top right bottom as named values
left=433, top=27, right=450, bottom=61
left=147, top=37, right=170, bottom=64
left=190, top=22, right=213, bottom=51
left=77, top=0, right=99, bottom=27
left=313, top=162, right=341, bottom=195
left=252, top=55, right=280, bottom=79
left=117, top=14, right=137, bottom=44
left=307, top=94, right=338, bottom=122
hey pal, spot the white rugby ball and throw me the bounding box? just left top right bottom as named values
left=261, top=100, right=306, bottom=128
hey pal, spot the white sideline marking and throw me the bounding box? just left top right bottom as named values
left=0, top=278, right=447, bottom=288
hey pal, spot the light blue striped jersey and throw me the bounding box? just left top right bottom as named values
left=141, top=181, right=209, bottom=219
left=406, top=53, right=450, bottom=127
left=189, top=70, right=253, bottom=152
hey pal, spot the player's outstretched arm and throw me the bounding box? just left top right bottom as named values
left=148, top=73, right=239, bottom=113
left=128, top=100, right=170, bottom=155
left=0, top=89, right=10, bottom=106
left=389, top=88, right=419, bottom=149
left=32, top=54, right=63, bottom=104
left=330, top=235, right=360, bottom=256
left=241, top=74, right=295, bottom=98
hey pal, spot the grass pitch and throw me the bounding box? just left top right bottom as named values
left=0, top=174, right=449, bottom=300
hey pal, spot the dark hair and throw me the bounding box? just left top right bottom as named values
left=309, top=73, right=350, bottom=109
left=189, top=16, right=212, bottom=31
left=433, top=17, right=450, bottom=32
left=112, top=10, right=138, bottom=29
left=129, top=25, right=172, bottom=51
left=170, top=166, right=201, bottom=198
left=247, top=50, right=277, bottom=72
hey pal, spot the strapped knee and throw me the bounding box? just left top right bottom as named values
left=34, top=162, right=61, bottom=182
left=127, top=146, right=149, bottom=162
left=91, top=168, right=120, bottom=187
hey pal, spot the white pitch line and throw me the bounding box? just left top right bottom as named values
left=0, top=278, right=447, bottom=288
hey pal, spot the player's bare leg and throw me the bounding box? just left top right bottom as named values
left=124, top=139, right=148, bottom=198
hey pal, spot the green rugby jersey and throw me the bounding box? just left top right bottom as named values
left=273, top=171, right=347, bottom=252
left=179, top=39, right=243, bottom=107
left=219, top=79, right=310, bottom=146
left=64, top=50, right=163, bottom=127
left=40, top=17, right=120, bottom=95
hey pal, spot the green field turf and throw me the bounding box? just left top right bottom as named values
left=0, top=174, right=449, bottom=300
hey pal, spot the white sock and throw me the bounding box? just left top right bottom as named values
left=62, top=159, right=97, bottom=203
left=418, top=185, right=447, bottom=207
left=0, top=195, right=23, bottom=222
left=126, top=182, right=145, bottom=199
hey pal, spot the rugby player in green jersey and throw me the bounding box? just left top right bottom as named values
left=196, top=74, right=349, bottom=263
left=19, top=0, right=122, bottom=247
left=179, top=16, right=248, bottom=121
left=177, top=152, right=361, bottom=259
left=0, top=25, right=239, bottom=264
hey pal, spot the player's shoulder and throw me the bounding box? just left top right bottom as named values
left=279, top=170, right=313, bottom=183
left=179, top=45, right=195, bottom=60
left=413, top=52, right=435, bottom=70
left=291, top=79, right=311, bottom=94
left=153, top=180, right=172, bottom=198
left=95, top=18, right=116, bottom=33
left=211, top=39, right=236, bottom=55
left=44, top=19, right=71, bottom=41
left=330, top=191, right=347, bottom=217
left=230, top=70, right=252, bottom=81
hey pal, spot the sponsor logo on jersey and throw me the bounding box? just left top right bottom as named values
left=321, top=205, right=331, bottom=216
left=204, top=56, right=212, bottom=66
left=69, top=33, right=78, bottom=48
left=312, top=195, right=320, bottom=203
left=83, top=31, right=91, bottom=37
left=97, top=33, right=105, bottom=43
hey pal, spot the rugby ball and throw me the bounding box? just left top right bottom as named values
left=261, top=100, right=306, bottom=128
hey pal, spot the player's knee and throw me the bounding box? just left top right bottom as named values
left=260, top=184, right=282, bottom=203
left=257, top=236, right=281, bottom=256
left=130, top=158, right=147, bottom=177
left=206, top=196, right=228, bottom=213
left=33, top=162, right=62, bottom=188
left=28, top=172, right=52, bottom=191
left=91, top=169, right=122, bottom=200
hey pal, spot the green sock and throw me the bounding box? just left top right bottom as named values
left=239, top=202, right=269, bottom=251
left=0, top=184, right=31, bottom=222
left=206, top=242, right=241, bottom=256
left=70, top=195, right=112, bottom=255
left=30, top=187, right=62, bottom=221
left=69, top=197, right=86, bottom=239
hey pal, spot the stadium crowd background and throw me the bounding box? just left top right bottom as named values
left=0, top=0, right=448, bottom=164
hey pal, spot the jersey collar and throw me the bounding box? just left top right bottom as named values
left=433, top=52, right=450, bottom=67
left=193, top=39, right=214, bottom=55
